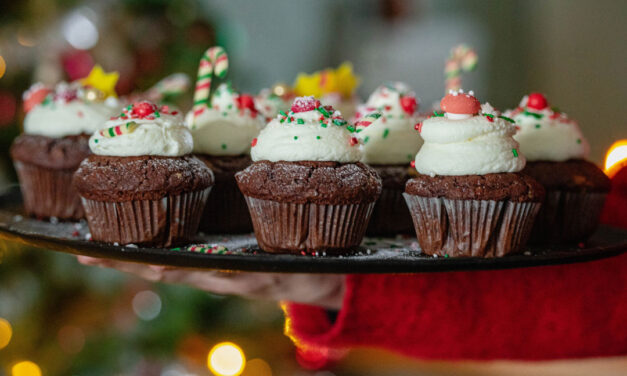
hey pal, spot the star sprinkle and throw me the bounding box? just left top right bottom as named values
left=80, top=65, right=119, bottom=98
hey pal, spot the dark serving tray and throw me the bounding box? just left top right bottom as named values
left=0, top=185, right=625, bottom=273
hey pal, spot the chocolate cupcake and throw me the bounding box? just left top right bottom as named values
left=354, top=82, right=423, bottom=235
left=10, top=80, right=120, bottom=220
left=507, top=93, right=611, bottom=243
left=236, top=96, right=382, bottom=254
left=187, top=82, right=264, bottom=233
left=73, top=101, right=213, bottom=247
left=404, top=90, right=544, bottom=258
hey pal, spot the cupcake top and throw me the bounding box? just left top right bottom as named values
left=414, top=90, right=525, bottom=176
left=89, top=101, right=193, bottom=157
left=23, top=82, right=120, bottom=138
left=354, top=82, right=423, bottom=165
left=251, top=96, right=362, bottom=163
left=505, top=93, right=590, bottom=162
left=188, top=83, right=265, bottom=156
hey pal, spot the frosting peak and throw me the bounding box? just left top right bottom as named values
left=250, top=97, right=361, bottom=163
left=507, top=93, right=589, bottom=162
left=414, top=93, right=525, bottom=176
left=89, top=101, right=192, bottom=157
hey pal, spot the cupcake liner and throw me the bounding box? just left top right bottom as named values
left=199, top=178, right=252, bottom=234
left=403, top=194, right=541, bottom=257
left=13, top=161, right=84, bottom=220
left=529, top=190, right=607, bottom=244
left=366, top=186, right=414, bottom=236
left=244, top=196, right=375, bottom=254
left=81, top=188, right=211, bottom=247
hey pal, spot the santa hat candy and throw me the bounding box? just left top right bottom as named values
left=440, top=89, right=481, bottom=119
left=23, top=83, right=52, bottom=113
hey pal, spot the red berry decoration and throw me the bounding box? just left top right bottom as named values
left=440, top=92, right=481, bottom=115
left=236, top=94, right=258, bottom=116
left=131, top=101, right=158, bottom=118
left=400, top=95, right=417, bottom=115
left=526, top=92, right=548, bottom=110
left=349, top=137, right=359, bottom=146
left=251, top=137, right=257, bottom=147
left=291, top=96, right=321, bottom=113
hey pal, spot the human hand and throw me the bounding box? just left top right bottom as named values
left=77, top=256, right=345, bottom=309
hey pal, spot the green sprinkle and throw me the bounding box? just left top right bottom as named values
left=364, top=136, right=370, bottom=144
left=523, top=110, right=544, bottom=119
left=512, top=149, right=519, bottom=157
left=317, top=106, right=330, bottom=118
left=280, top=118, right=285, bottom=123
left=535, top=124, right=541, bottom=129
left=287, top=117, right=292, bottom=123
left=316, top=136, right=321, bottom=140
left=41, top=96, right=52, bottom=106
left=347, top=126, right=356, bottom=133
left=279, top=110, right=287, bottom=117
left=227, top=104, right=233, bottom=110
left=293, top=136, right=298, bottom=140
left=108, top=127, right=115, bottom=137
left=222, top=112, right=228, bottom=117
left=407, top=154, right=413, bottom=160
left=126, top=105, right=132, bottom=111
left=383, top=128, right=390, bottom=139
left=484, top=113, right=494, bottom=119
left=171, top=247, right=181, bottom=251
left=444, top=254, right=450, bottom=258
left=400, top=114, right=405, bottom=119
left=332, top=119, right=347, bottom=126
left=320, top=122, right=327, bottom=128
left=498, top=115, right=515, bottom=123
left=154, top=111, right=160, bottom=118
left=94, top=139, right=99, bottom=143
left=119, top=112, right=125, bottom=117
left=297, top=118, right=305, bottom=125
left=221, top=143, right=227, bottom=150
left=577, top=138, right=582, bottom=144
left=433, top=111, right=444, bottom=117
left=387, top=114, right=393, bottom=119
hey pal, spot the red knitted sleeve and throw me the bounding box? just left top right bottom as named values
left=284, top=253, right=627, bottom=360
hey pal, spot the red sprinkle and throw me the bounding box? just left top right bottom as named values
left=291, top=96, right=321, bottom=113
left=251, top=138, right=257, bottom=147
left=349, top=137, right=359, bottom=146
left=486, top=115, right=494, bottom=122
left=410, top=161, right=416, bottom=168
left=236, top=94, right=258, bottom=116
left=414, top=122, right=423, bottom=132
left=72, top=231, right=79, bottom=237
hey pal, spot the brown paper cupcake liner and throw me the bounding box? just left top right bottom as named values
left=529, top=190, right=607, bottom=244
left=366, top=186, right=414, bottom=236
left=403, top=194, right=541, bottom=257
left=13, top=161, right=84, bottom=220
left=81, top=188, right=211, bottom=247
left=244, top=196, right=375, bottom=254
left=199, top=180, right=252, bottom=234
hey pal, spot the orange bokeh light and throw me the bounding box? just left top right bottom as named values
left=604, top=140, right=627, bottom=177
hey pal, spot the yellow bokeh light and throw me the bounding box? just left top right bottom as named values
left=208, top=342, right=246, bottom=376
left=11, top=361, right=42, bottom=376
left=604, top=139, right=627, bottom=177
left=0, top=55, right=6, bottom=80
left=241, top=358, right=272, bottom=376
left=0, top=318, right=12, bottom=349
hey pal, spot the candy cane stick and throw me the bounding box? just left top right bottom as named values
left=444, top=44, right=478, bottom=92
left=193, top=47, right=229, bottom=118
left=144, top=73, right=190, bottom=102
left=99, top=121, right=139, bottom=138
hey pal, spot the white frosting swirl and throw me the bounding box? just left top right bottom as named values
left=24, top=96, right=119, bottom=138
left=89, top=110, right=192, bottom=157
left=251, top=100, right=361, bottom=163
left=507, top=107, right=589, bottom=162
left=414, top=113, right=525, bottom=176
left=189, top=83, right=264, bottom=156
left=356, top=83, right=423, bottom=165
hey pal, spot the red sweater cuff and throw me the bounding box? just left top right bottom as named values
left=283, top=254, right=627, bottom=360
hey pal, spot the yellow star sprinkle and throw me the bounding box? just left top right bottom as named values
left=80, top=65, right=119, bottom=98
left=292, top=62, right=360, bottom=99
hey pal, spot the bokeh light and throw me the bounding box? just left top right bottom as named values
left=0, top=55, right=6, bottom=79
left=605, top=139, right=627, bottom=177
left=132, top=290, right=162, bottom=321
left=208, top=342, right=246, bottom=376
left=11, top=361, right=42, bottom=376
left=62, top=11, right=99, bottom=50
left=0, top=317, right=12, bottom=349
left=241, top=358, right=271, bottom=376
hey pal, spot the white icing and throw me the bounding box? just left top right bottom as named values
left=355, top=83, right=423, bottom=165
left=414, top=113, right=525, bottom=176
left=89, top=112, right=193, bottom=157
left=251, top=104, right=361, bottom=163
left=189, top=83, right=264, bottom=156
left=255, top=88, right=291, bottom=120
left=24, top=99, right=119, bottom=138
left=507, top=108, right=589, bottom=162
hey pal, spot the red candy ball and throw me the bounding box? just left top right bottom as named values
left=291, top=97, right=321, bottom=113
left=526, top=92, right=549, bottom=110
left=440, top=92, right=481, bottom=115
left=236, top=94, right=258, bottom=115
left=400, top=95, right=417, bottom=115
left=131, top=101, right=158, bottom=118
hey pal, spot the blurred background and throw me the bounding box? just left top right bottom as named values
left=0, top=0, right=625, bottom=375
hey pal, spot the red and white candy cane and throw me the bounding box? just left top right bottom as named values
left=193, top=47, right=229, bottom=118
left=99, top=121, right=139, bottom=138
left=444, top=44, right=478, bottom=92
left=355, top=112, right=382, bottom=128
